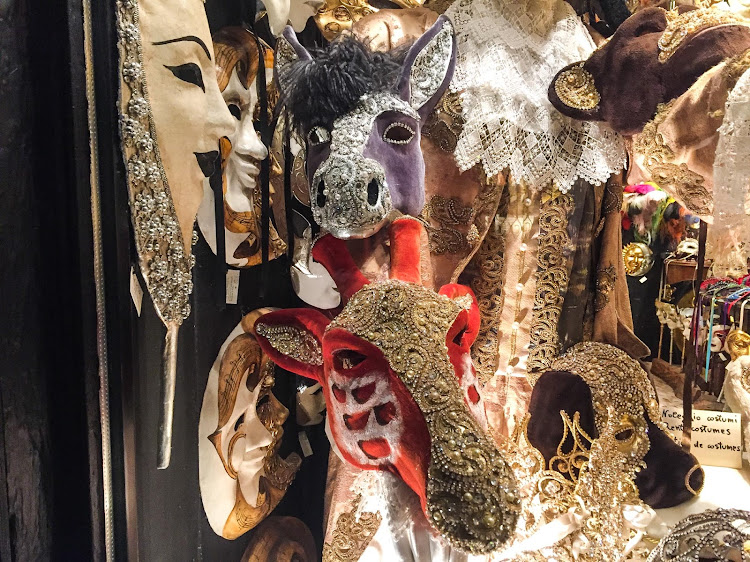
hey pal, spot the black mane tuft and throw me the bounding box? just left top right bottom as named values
left=279, top=36, right=408, bottom=133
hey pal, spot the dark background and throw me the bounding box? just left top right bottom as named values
left=0, top=0, right=329, bottom=560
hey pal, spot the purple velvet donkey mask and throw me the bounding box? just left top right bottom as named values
left=274, top=16, right=456, bottom=239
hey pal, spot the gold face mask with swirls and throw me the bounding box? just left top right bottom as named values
left=314, top=0, right=426, bottom=40
left=199, top=310, right=301, bottom=540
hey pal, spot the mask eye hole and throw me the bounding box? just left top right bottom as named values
left=383, top=122, right=415, bottom=145
left=452, top=324, right=467, bottom=346
left=307, top=126, right=330, bottom=146
left=615, top=426, right=635, bottom=443
left=333, top=349, right=367, bottom=371
left=228, top=103, right=241, bottom=120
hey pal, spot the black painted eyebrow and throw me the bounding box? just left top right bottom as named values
left=152, top=35, right=211, bottom=61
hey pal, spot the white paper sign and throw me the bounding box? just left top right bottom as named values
left=661, top=407, right=743, bottom=469
left=130, top=266, right=143, bottom=317
left=225, top=269, right=240, bottom=305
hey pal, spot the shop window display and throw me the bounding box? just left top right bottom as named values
left=48, top=0, right=750, bottom=559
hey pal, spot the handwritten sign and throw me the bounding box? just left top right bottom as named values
left=661, top=407, right=743, bottom=469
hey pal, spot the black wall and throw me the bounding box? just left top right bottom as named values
left=0, top=0, right=100, bottom=560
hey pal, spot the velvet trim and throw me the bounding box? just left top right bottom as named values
left=389, top=217, right=424, bottom=283
left=311, top=234, right=370, bottom=302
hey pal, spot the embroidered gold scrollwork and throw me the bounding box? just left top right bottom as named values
left=322, top=495, right=382, bottom=562
left=422, top=90, right=466, bottom=152
left=634, top=102, right=713, bottom=216
left=527, top=189, right=573, bottom=379
left=659, top=8, right=747, bottom=63
left=594, top=265, right=617, bottom=313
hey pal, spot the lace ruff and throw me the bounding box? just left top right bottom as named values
left=446, top=0, right=626, bottom=192
left=710, top=66, right=750, bottom=277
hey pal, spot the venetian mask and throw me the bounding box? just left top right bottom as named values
left=622, top=242, right=654, bottom=276
left=117, top=0, right=236, bottom=468
left=275, top=16, right=456, bottom=239
left=290, top=227, right=341, bottom=309
left=530, top=342, right=705, bottom=509
left=138, top=0, right=236, bottom=253
left=199, top=310, right=301, bottom=539
left=726, top=328, right=750, bottom=361
left=263, top=0, right=325, bottom=36
left=255, top=218, right=519, bottom=554
left=196, top=27, right=287, bottom=268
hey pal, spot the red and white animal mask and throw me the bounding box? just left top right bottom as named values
left=255, top=218, right=519, bottom=554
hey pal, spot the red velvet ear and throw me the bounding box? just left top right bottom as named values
left=311, top=234, right=369, bottom=303
left=439, top=284, right=480, bottom=347
left=389, top=217, right=424, bottom=284
left=254, top=309, right=329, bottom=382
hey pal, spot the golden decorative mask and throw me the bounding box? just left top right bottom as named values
left=726, top=328, right=750, bottom=361
left=314, top=0, right=426, bottom=40
left=196, top=27, right=287, bottom=268
left=622, top=241, right=654, bottom=276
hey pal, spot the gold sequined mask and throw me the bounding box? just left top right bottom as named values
left=255, top=218, right=519, bottom=554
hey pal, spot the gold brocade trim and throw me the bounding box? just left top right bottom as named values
left=322, top=495, right=381, bottom=562
left=551, top=342, right=664, bottom=441
left=469, top=189, right=510, bottom=384
left=527, top=189, right=573, bottom=379
left=634, top=102, right=713, bottom=216
left=659, top=8, right=747, bottom=63
left=498, top=409, right=648, bottom=560
left=594, top=265, right=616, bottom=313
left=330, top=280, right=520, bottom=553
left=255, top=323, right=323, bottom=365
left=422, top=91, right=466, bottom=153
left=549, top=411, right=594, bottom=484
left=723, top=48, right=750, bottom=92
left=422, top=194, right=474, bottom=255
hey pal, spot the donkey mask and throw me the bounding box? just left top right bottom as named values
left=275, top=17, right=456, bottom=239
left=255, top=218, right=519, bottom=554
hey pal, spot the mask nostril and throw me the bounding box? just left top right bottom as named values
left=367, top=179, right=379, bottom=206
left=316, top=180, right=327, bottom=208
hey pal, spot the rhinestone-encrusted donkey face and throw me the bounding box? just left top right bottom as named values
left=275, top=17, right=456, bottom=238
left=254, top=222, right=519, bottom=554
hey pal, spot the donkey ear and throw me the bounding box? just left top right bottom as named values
left=274, top=26, right=312, bottom=95
left=439, top=284, right=480, bottom=347
left=397, top=15, right=456, bottom=119
left=254, top=308, right=329, bottom=382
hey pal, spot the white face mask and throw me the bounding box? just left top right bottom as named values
left=291, top=228, right=341, bottom=309
left=197, top=32, right=287, bottom=268
left=199, top=317, right=301, bottom=539
left=264, top=0, right=325, bottom=36
left=139, top=0, right=235, bottom=251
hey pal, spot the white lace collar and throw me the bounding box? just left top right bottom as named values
left=446, top=0, right=626, bottom=192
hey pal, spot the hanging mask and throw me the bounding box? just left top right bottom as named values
left=199, top=309, right=301, bottom=539
left=196, top=27, right=287, bottom=268
left=117, top=0, right=236, bottom=467
left=255, top=218, right=520, bottom=554
left=275, top=16, right=456, bottom=239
